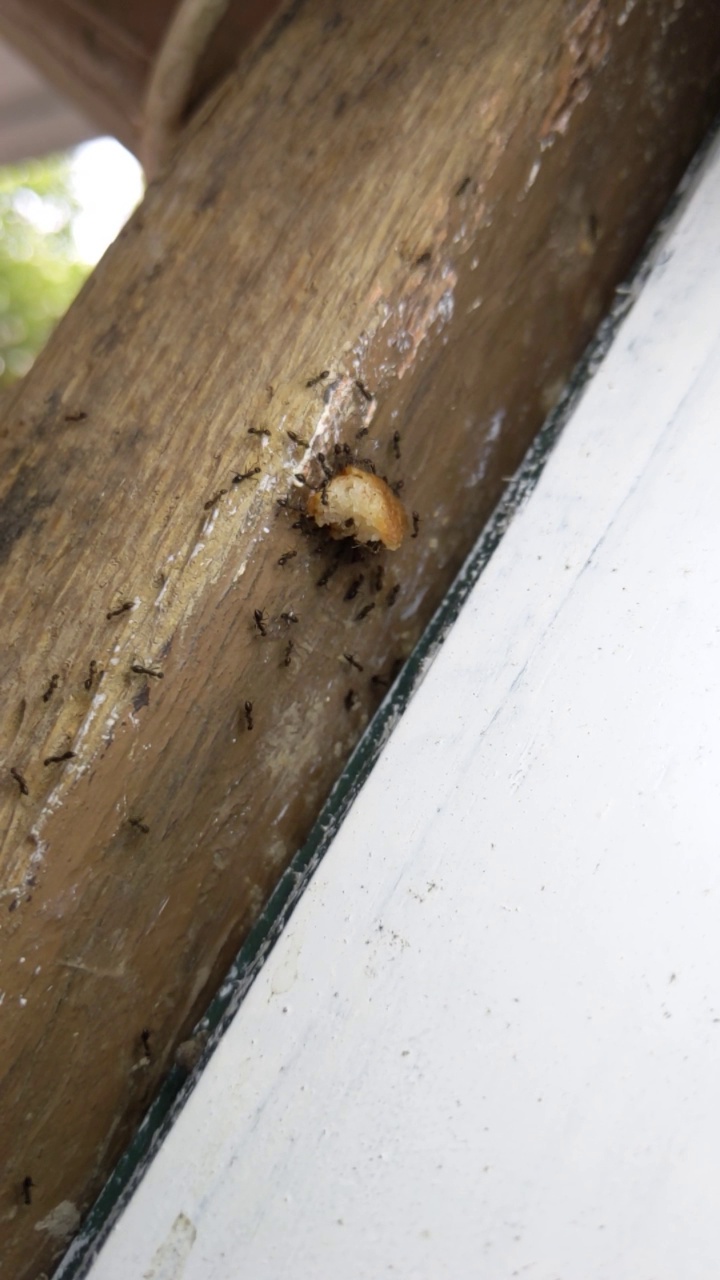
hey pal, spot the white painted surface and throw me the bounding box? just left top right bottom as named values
left=86, top=135, right=720, bottom=1280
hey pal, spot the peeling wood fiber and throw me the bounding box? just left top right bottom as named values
left=1, top=0, right=720, bottom=1275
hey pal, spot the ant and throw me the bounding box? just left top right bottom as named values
left=278, top=550, right=297, bottom=566
left=10, top=767, right=28, bottom=796
left=22, top=1177, right=35, bottom=1206
left=344, top=575, right=364, bottom=601
left=106, top=601, right=134, bottom=619
left=306, top=370, right=330, bottom=387
left=43, top=751, right=75, bottom=766
left=129, top=818, right=150, bottom=834
left=355, top=380, right=374, bottom=402
left=287, top=430, right=310, bottom=447
left=392, top=431, right=401, bottom=460
left=412, top=511, right=420, bottom=538
left=244, top=701, right=254, bottom=731
left=248, top=426, right=271, bottom=437
left=253, top=609, right=267, bottom=636
left=42, top=674, right=59, bottom=703
left=203, top=489, right=227, bottom=510
left=232, top=467, right=261, bottom=484
left=355, top=603, right=375, bottom=621
left=343, top=653, right=363, bottom=672
left=317, top=562, right=340, bottom=589
left=344, top=689, right=358, bottom=711
left=84, top=659, right=99, bottom=690
left=130, top=664, right=163, bottom=679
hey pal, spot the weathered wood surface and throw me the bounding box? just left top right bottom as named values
left=1, top=0, right=720, bottom=1275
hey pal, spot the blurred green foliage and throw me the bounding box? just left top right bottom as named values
left=0, top=153, right=89, bottom=387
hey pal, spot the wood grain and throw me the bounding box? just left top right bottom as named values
left=1, top=0, right=720, bottom=1274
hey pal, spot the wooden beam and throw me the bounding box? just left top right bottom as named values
left=1, top=1, right=719, bottom=1274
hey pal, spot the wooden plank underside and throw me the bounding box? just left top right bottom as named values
left=83, top=125, right=720, bottom=1280
left=1, top=1, right=720, bottom=1275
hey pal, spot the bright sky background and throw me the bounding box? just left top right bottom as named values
left=70, top=137, right=144, bottom=265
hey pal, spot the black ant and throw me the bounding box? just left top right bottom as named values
left=290, top=516, right=316, bottom=536
left=10, top=767, right=28, bottom=796
left=43, top=751, right=76, bottom=766
left=386, top=584, right=401, bottom=607
left=344, top=653, right=363, bottom=672
left=244, top=700, right=254, bottom=731
left=355, top=603, right=375, bottom=621
left=317, top=562, right=340, bottom=588
left=232, top=467, right=261, bottom=484
left=283, top=639, right=294, bottom=667
left=392, top=431, right=401, bottom=460
left=140, top=1028, right=152, bottom=1059
left=412, top=511, right=420, bottom=538
left=278, top=550, right=297, bottom=566
left=106, top=601, right=134, bottom=619
left=344, top=575, right=364, bottom=601
left=253, top=609, right=267, bottom=636
left=355, top=380, right=374, bottom=402
left=42, top=674, right=59, bottom=703
left=84, top=660, right=100, bottom=690
left=203, top=489, right=228, bottom=510
left=344, top=689, right=358, bottom=711
left=287, top=430, right=310, bottom=447
left=306, top=370, right=330, bottom=387
left=130, top=664, right=163, bottom=679
left=373, top=564, right=385, bottom=593
left=22, top=1177, right=35, bottom=1206
left=129, top=817, right=150, bottom=834
left=248, top=426, right=271, bottom=437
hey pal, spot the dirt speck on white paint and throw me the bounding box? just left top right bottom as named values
left=143, top=1212, right=196, bottom=1279
left=34, top=1200, right=81, bottom=1240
